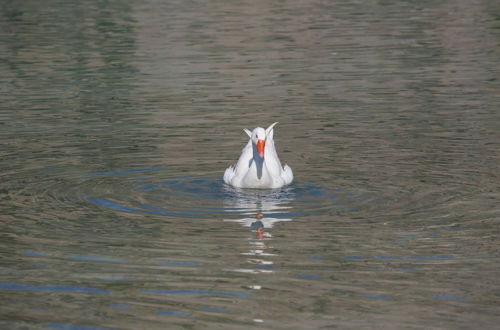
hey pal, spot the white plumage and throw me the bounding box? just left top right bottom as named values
left=223, top=122, right=293, bottom=189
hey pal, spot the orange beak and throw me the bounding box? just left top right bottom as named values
left=256, top=139, right=265, bottom=158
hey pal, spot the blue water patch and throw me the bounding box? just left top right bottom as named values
left=268, top=210, right=318, bottom=218
left=406, top=255, right=454, bottom=260
left=156, top=261, right=201, bottom=267
left=141, top=203, right=229, bottom=213
left=345, top=256, right=364, bottom=260
left=374, top=256, right=454, bottom=261
left=88, top=198, right=208, bottom=218
left=127, top=175, right=154, bottom=180
left=137, top=204, right=164, bottom=210
left=432, top=294, right=469, bottom=302
left=81, top=168, right=164, bottom=178
left=374, top=256, right=403, bottom=260
left=308, top=256, right=325, bottom=260
left=0, top=283, right=107, bottom=294
left=254, top=264, right=274, bottom=270
left=131, top=182, right=149, bottom=186
left=109, top=304, right=130, bottom=309
left=38, top=168, right=58, bottom=173
left=200, top=306, right=229, bottom=312
left=296, top=274, right=320, bottom=280
left=96, top=276, right=135, bottom=281
left=22, top=251, right=46, bottom=256
left=160, top=180, right=180, bottom=185
left=400, top=266, right=416, bottom=271
left=139, top=184, right=159, bottom=191
left=44, top=324, right=109, bottom=330
left=363, top=295, right=393, bottom=301
left=157, top=310, right=192, bottom=317
left=70, top=256, right=125, bottom=263
left=189, top=179, right=207, bottom=184
left=141, top=289, right=251, bottom=298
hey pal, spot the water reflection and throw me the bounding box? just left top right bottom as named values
left=223, top=185, right=294, bottom=227
left=223, top=187, right=294, bottom=276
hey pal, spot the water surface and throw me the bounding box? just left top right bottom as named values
left=1, top=0, right=499, bottom=329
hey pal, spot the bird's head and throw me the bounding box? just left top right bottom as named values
left=244, top=122, right=278, bottom=158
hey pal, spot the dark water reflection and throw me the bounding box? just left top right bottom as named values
left=1, top=0, right=500, bottom=329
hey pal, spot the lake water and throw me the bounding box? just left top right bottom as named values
left=1, top=0, right=499, bottom=329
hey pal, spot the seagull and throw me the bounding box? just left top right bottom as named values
left=223, top=122, right=293, bottom=189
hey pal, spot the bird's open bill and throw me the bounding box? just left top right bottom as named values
left=256, top=140, right=265, bottom=158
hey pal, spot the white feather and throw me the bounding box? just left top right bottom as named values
left=224, top=123, right=293, bottom=189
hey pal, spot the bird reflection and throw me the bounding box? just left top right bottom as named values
left=251, top=213, right=265, bottom=240
left=223, top=186, right=294, bottom=274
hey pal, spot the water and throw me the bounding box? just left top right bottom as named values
left=1, top=0, right=499, bottom=329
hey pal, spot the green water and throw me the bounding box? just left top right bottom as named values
left=1, top=0, right=499, bottom=329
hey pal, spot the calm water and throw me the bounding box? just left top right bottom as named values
left=1, top=0, right=500, bottom=329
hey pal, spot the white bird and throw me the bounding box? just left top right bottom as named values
left=223, top=122, right=293, bottom=189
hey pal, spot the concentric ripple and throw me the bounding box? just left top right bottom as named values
left=29, top=167, right=376, bottom=220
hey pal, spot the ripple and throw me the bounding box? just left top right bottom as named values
left=22, top=251, right=46, bottom=256
left=200, top=306, right=229, bottom=312
left=44, top=324, right=110, bottom=330
left=156, top=261, right=202, bottom=267
left=157, top=310, right=192, bottom=317
left=432, top=294, right=469, bottom=302
left=96, top=276, right=136, bottom=281
left=74, top=169, right=374, bottom=220
left=20, top=167, right=377, bottom=230
left=363, top=295, right=394, bottom=301
left=70, top=256, right=126, bottom=263
left=0, top=283, right=108, bottom=294
left=6, top=165, right=377, bottom=223
left=141, top=289, right=251, bottom=298
left=109, top=304, right=130, bottom=309
left=296, top=274, right=320, bottom=280
left=80, top=168, right=164, bottom=178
